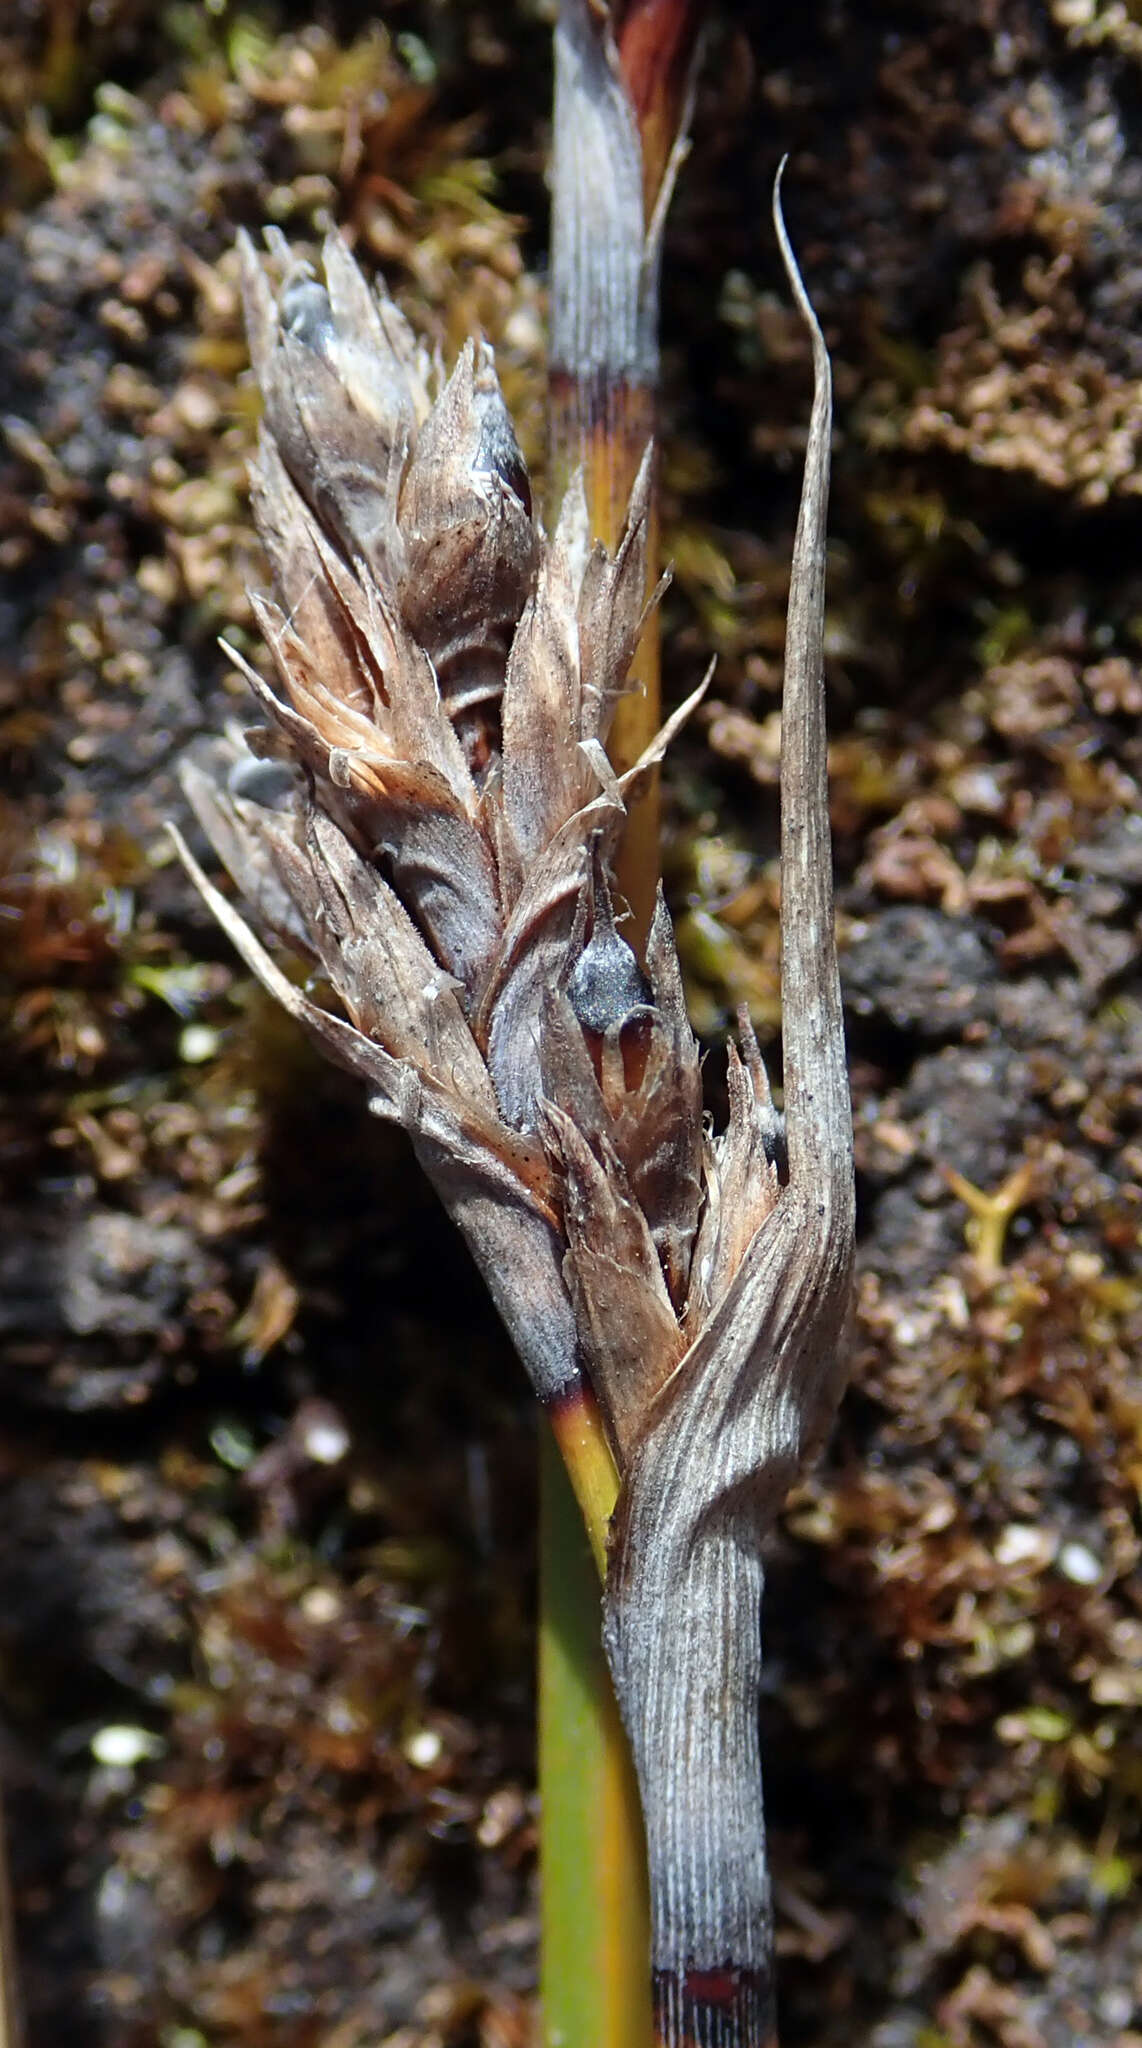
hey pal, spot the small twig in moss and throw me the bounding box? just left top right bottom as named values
left=944, top=1158, right=1038, bottom=1281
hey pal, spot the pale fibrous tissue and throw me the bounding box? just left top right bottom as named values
left=175, top=199, right=854, bottom=2047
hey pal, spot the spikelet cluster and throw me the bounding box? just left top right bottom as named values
left=178, top=233, right=779, bottom=1451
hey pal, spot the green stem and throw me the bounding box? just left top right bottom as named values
left=539, top=1427, right=652, bottom=2048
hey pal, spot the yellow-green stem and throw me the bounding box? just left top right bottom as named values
left=539, top=1426, right=652, bottom=2048
left=548, top=1386, right=621, bottom=1577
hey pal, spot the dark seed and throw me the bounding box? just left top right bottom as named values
left=567, top=925, right=653, bottom=1035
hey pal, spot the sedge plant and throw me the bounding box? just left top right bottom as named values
left=172, top=5, right=854, bottom=2041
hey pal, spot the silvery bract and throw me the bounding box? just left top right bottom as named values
left=176, top=198, right=853, bottom=2048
